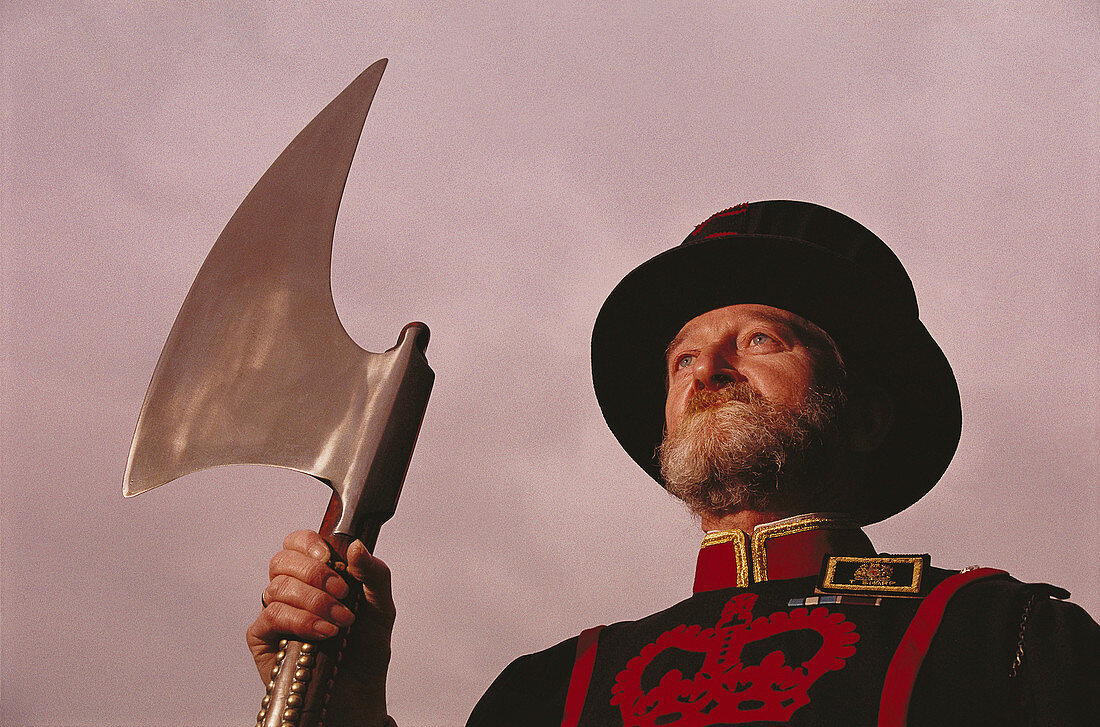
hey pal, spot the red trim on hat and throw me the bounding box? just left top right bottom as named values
left=877, top=568, right=1007, bottom=726
left=561, top=625, right=605, bottom=727
left=698, top=231, right=743, bottom=241
left=688, top=204, right=749, bottom=236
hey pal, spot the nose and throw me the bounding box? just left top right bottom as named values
left=691, top=348, right=743, bottom=391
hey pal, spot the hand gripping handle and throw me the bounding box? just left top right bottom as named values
left=258, top=529, right=361, bottom=727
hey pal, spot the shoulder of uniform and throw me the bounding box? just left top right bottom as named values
left=943, top=570, right=1073, bottom=607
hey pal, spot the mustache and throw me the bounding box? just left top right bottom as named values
left=684, top=382, right=765, bottom=416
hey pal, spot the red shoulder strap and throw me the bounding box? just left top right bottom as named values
left=878, top=567, right=1007, bottom=726
left=561, top=625, right=605, bottom=727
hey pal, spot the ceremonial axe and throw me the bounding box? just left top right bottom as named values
left=123, top=59, right=434, bottom=726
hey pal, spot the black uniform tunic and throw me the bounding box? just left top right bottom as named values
left=467, top=515, right=1099, bottom=726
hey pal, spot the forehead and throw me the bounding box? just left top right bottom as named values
left=666, top=304, right=813, bottom=354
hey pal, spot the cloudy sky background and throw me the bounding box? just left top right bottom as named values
left=2, top=2, right=1097, bottom=725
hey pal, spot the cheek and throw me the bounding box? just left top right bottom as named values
left=753, top=361, right=816, bottom=407
left=664, top=387, right=687, bottom=431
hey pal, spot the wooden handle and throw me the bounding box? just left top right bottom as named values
left=258, top=634, right=348, bottom=727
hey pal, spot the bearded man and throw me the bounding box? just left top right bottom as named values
left=248, top=201, right=1098, bottom=726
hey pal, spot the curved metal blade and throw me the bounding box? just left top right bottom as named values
left=124, top=60, right=397, bottom=500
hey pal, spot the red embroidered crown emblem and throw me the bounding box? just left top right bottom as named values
left=611, top=594, right=859, bottom=725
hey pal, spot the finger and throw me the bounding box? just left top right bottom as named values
left=269, top=550, right=350, bottom=600
left=264, top=575, right=355, bottom=628
left=346, top=540, right=395, bottom=620
left=282, top=529, right=332, bottom=562
left=256, top=600, right=342, bottom=641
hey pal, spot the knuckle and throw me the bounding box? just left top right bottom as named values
left=260, top=602, right=285, bottom=631
left=266, top=574, right=292, bottom=601
left=268, top=550, right=294, bottom=579
left=283, top=529, right=321, bottom=551
left=350, top=553, right=392, bottom=588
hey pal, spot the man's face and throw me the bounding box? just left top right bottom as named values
left=659, top=304, right=847, bottom=516
left=664, top=304, right=826, bottom=432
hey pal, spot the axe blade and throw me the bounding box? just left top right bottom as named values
left=125, top=59, right=433, bottom=538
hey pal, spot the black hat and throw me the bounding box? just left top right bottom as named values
left=591, top=200, right=961, bottom=524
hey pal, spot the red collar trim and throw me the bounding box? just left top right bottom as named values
left=693, top=514, right=875, bottom=593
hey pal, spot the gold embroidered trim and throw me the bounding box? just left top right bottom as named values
left=821, top=555, right=925, bottom=594
left=701, top=530, right=741, bottom=547
left=700, top=529, right=750, bottom=587
left=751, top=516, right=860, bottom=582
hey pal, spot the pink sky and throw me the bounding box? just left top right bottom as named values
left=2, top=3, right=1097, bottom=725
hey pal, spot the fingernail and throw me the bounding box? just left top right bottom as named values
left=315, top=620, right=339, bottom=637
left=310, top=546, right=328, bottom=561
left=324, top=575, right=349, bottom=599
left=330, top=603, right=355, bottom=626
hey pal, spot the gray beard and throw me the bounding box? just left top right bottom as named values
left=657, top=383, right=847, bottom=516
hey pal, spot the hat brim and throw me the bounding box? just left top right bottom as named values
left=591, top=234, right=961, bottom=524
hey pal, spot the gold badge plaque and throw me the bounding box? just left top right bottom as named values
left=816, top=554, right=931, bottom=598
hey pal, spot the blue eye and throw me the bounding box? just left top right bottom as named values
left=749, top=333, right=772, bottom=346
left=676, top=354, right=695, bottom=369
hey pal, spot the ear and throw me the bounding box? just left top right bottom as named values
left=845, top=382, right=894, bottom=453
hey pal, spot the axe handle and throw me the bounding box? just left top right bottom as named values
left=258, top=322, right=432, bottom=726
left=257, top=494, right=380, bottom=727
left=317, top=488, right=384, bottom=556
